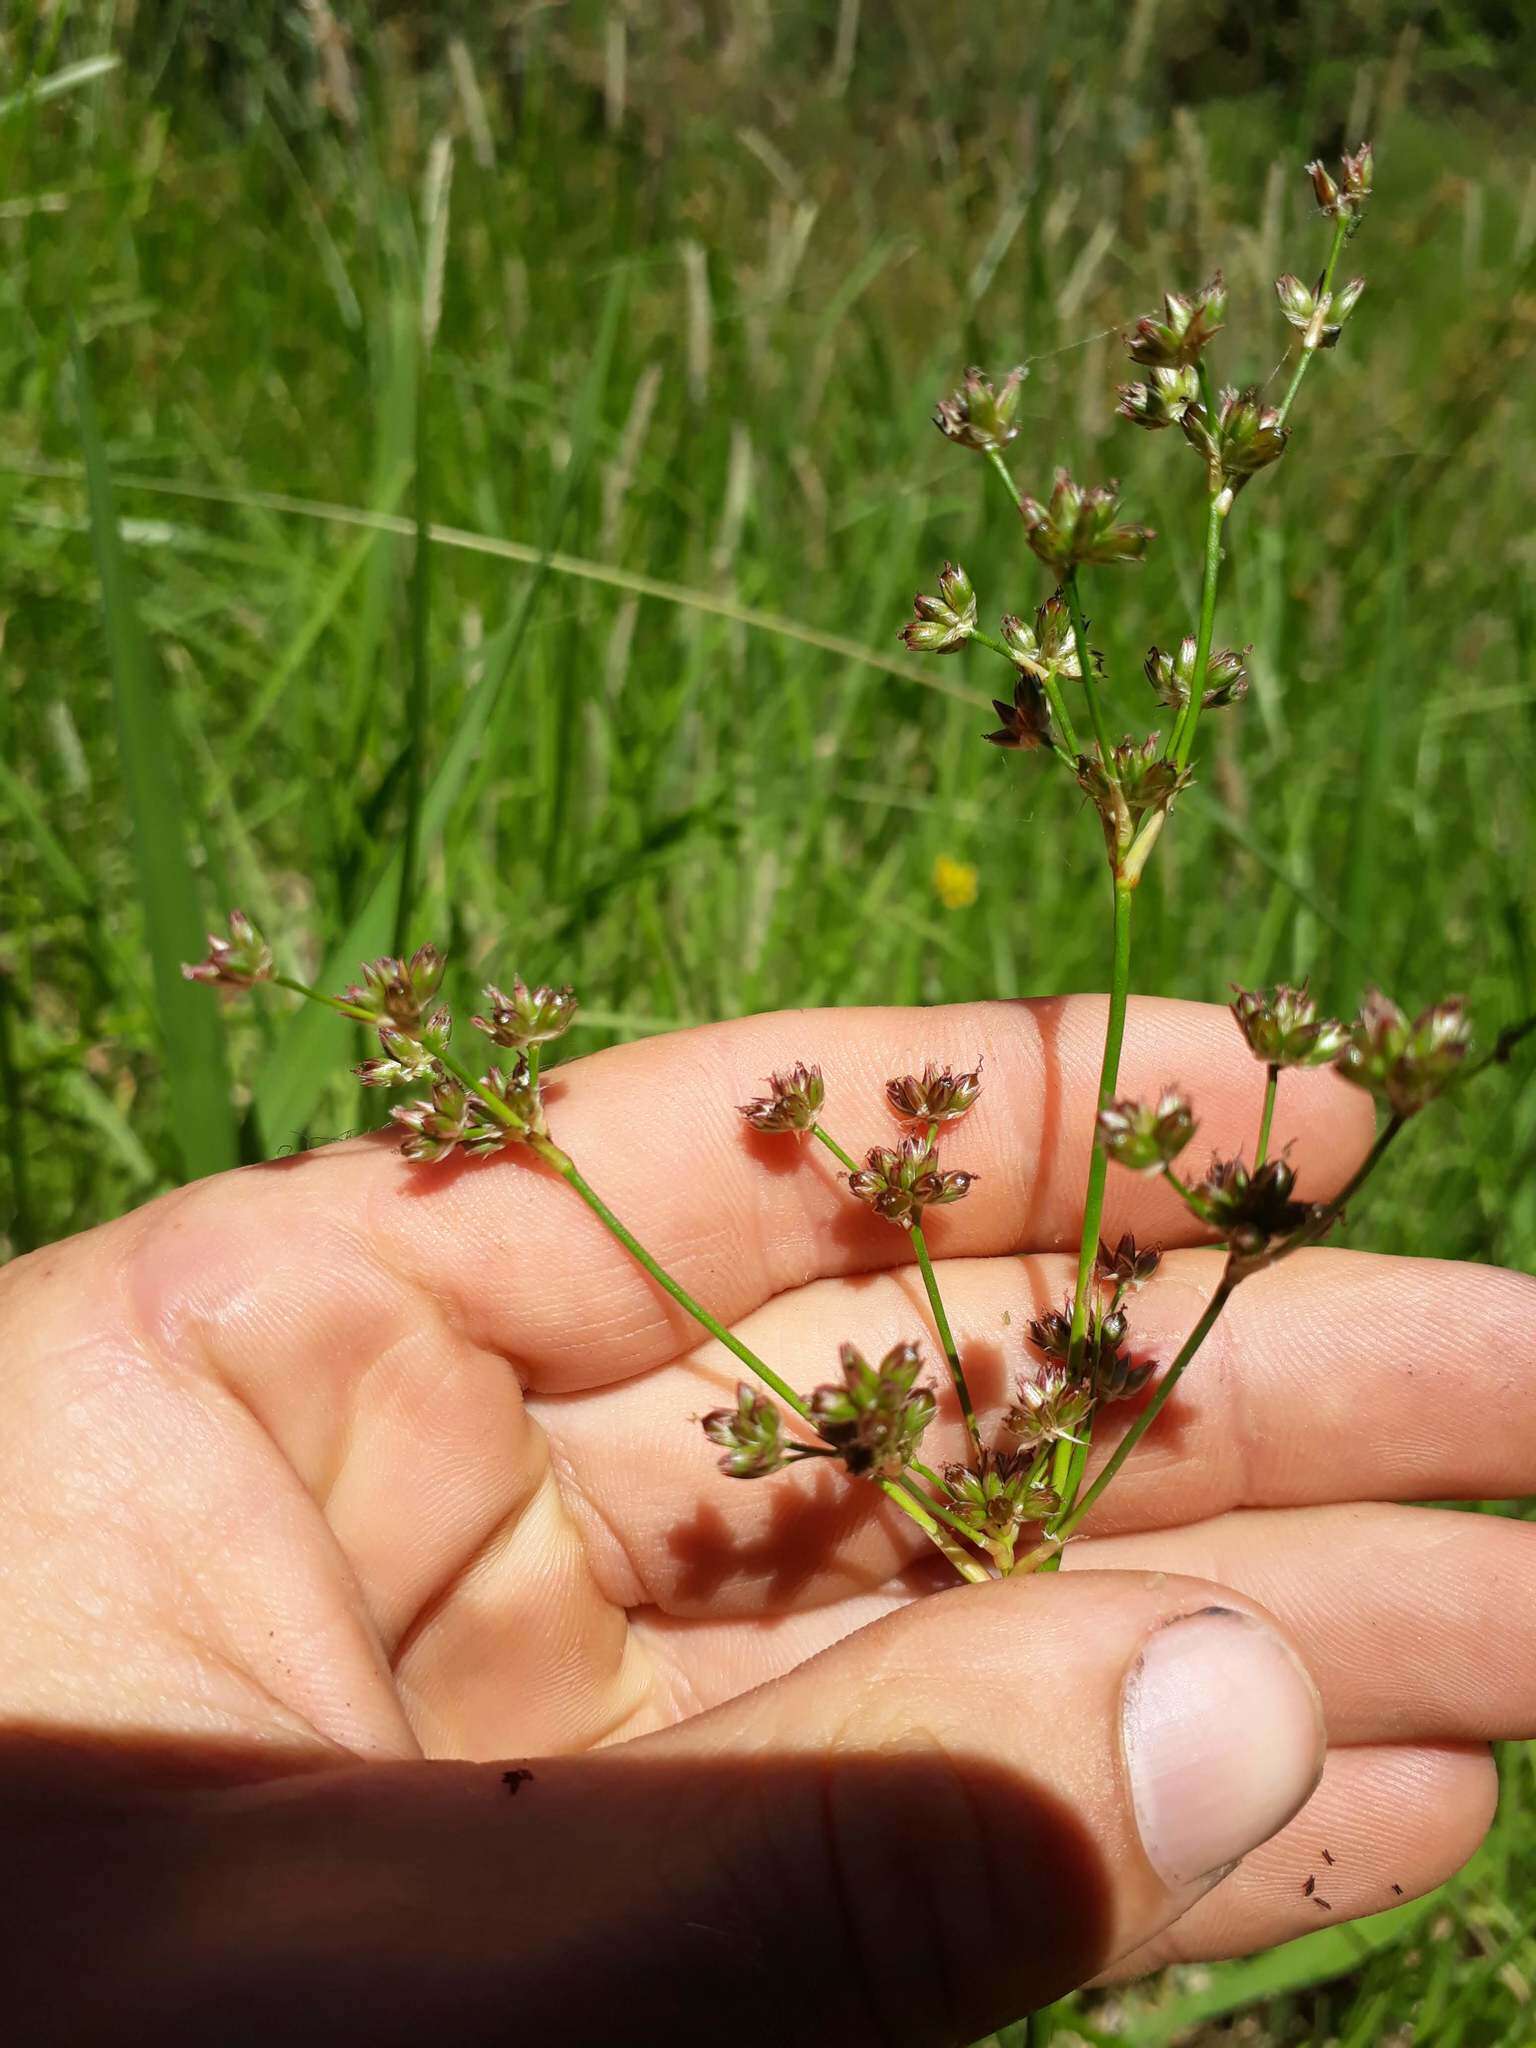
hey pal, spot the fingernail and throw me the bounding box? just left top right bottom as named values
left=1122, top=1606, right=1325, bottom=1889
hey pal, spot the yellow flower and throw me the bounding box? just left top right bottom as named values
left=932, top=853, right=978, bottom=911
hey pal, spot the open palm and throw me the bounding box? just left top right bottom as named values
left=5, top=995, right=1531, bottom=2043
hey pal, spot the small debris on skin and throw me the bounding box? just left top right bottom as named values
left=1392, top=1883, right=1405, bottom=1896
left=502, top=1768, right=535, bottom=1797
left=1314, top=1896, right=1332, bottom=1911
left=1303, top=1875, right=1316, bottom=1897
left=1322, top=1847, right=1336, bottom=1866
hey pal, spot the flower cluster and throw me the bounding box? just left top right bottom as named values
left=945, top=1450, right=1058, bottom=1547
left=1230, top=982, right=1347, bottom=1068
left=847, top=1134, right=975, bottom=1228
left=738, top=1062, right=825, bottom=1134
left=473, top=977, right=578, bottom=1048
left=901, top=562, right=978, bottom=654
left=1336, top=991, right=1471, bottom=1117
left=809, top=1341, right=937, bottom=1480
left=182, top=909, right=274, bottom=991
left=1145, top=638, right=1249, bottom=712
left=1275, top=271, right=1366, bottom=351
left=1018, top=470, right=1154, bottom=571
left=1180, top=386, right=1289, bottom=496
left=932, top=366, right=1026, bottom=453
left=1096, top=1089, right=1196, bottom=1174
left=1308, top=143, right=1373, bottom=229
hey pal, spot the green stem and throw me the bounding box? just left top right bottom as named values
left=984, top=445, right=1025, bottom=513
left=1033, top=1271, right=1239, bottom=1559
left=1255, top=1064, right=1279, bottom=1167
left=1038, top=876, right=1134, bottom=1559
left=272, top=972, right=375, bottom=1024
left=1062, top=568, right=1114, bottom=766
left=1066, top=879, right=1135, bottom=1355
left=810, top=1123, right=858, bottom=1173
left=530, top=1134, right=810, bottom=1415
left=1276, top=216, right=1350, bottom=429
left=911, top=1222, right=984, bottom=1463
left=1170, top=488, right=1228, bottom=772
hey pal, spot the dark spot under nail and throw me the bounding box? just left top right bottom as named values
left=502, top=1768, right=535, bottom=1797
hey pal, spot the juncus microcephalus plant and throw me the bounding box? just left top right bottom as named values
left=187, top=146, right=1533, bottom=1585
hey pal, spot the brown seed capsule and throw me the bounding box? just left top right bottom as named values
left=738, top=1062, right=825, bottom=1134
left=885, top=1059, right=983, bottom=1126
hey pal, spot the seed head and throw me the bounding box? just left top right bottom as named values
left=1117, top=364, right=1201, bottom=430
left=1307, top=143, right=1373, bottom=229
left=1335, top=990, right=1471, bottom=1117
left=1274, top=272, right=1366, bottom=351
left=810, top=1340, right=936, bottom=1479
left=1097, top=1089, right=1196, bottom=1174
left=985, top=672, right=1054, bottom=752
left=932, top=366, right=1027, bottom=454
left=355, top=1008, right=453, bottom=1086
left=1096, top=1231, right=1162, bottom=1290
left=1006, top=1362, right=1094, bottom=1448
left=472, top=1058, right=549, bottom=1142
left=182, top=909, right=274, bottom=991
left=1125, top=273, right=1228, bottom=367
left=900, top=561, right=979, bottom=654
left=738, top=1061, right=825, bottom=1135
left=1018, top=470, right=1154, bottom=572
left=1001, top=592, right=1089, bottom=683
left=885, top=1059, right=983, bottom=1126
left=1077, top=737, right=1193, bottom=860
left=343, top=945, right=447, bottom=1034
left=702, top=1384, right=791, bottom=1479
left=847, top=1133, right=976, bottom=1229
left=945, top=1449, right=1059, bottom=1544
left=389, top=1055, right=544, bottom=1162
left=471, top=976, right=578, bottom=1048
left=1180, top=386, right=1289, bottom=493
left=1144, top=638, right=1250, bottom=712
left=1194, top=1154, right=1315, bottom=1258
left=1230, top=982, right=1348, bottom=1068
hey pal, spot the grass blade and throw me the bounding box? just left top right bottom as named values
left=72, top=328, right=239, bottom=1182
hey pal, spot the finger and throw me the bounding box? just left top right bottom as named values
left=1069, top=1502, right=1536, bottom=1745
left=535, top=1248, right=1536, bottom=1616
left=1107, top=1741, right=1496, bottom=1977
left=27, top=1576, right=1325, bottom=2044
left=123, top=995, right=1368, bottom=1394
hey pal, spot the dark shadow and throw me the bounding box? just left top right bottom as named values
left=666, top=1457, right=913, bottom=1609
left=1016, top=994, right=1070, bottom=1253
left=0, top=1719, right=1111, bottom=2047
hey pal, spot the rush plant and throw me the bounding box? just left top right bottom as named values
left=184, top=147, right=1533, bottom=1588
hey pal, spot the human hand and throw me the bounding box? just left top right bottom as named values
left=4, top=996, right=1530, bottom=2044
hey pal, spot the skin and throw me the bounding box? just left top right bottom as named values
left=2, top=993, right=1530, bottom=2043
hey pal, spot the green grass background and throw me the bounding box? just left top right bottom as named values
left=3, top=1, right=1535, bottom=2040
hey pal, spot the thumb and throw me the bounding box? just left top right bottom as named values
left=59, top=1574, right=1324, bottom=2046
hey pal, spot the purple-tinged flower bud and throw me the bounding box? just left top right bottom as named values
left=1026, top=1304, right=1073, bottom=1362
left=1194, top=1155, right=1315, bottom=1258
left=1000, top=592, right=1085, bottom=682
left=1005, top=1362, right=1094, bottom=1448
left=1116, top=364, right=1200, bottom=430
left=846, top=1133, right=976, bottom=1229
left=932, top=366, right=1027, bottom=454
left=900, top=561, right=978, bottom=653
left=1306, top=158, right=1341, bottom=216
left=182, top=909, right=274, bottom=991
left=1180, top=386, right=1289, bottom=494
left=984, top=672, right=1053, bottom=752
left=1230, top=982, right=1348, bottom=1069
left=809, top=1339, right=935, bottom=1479
left=1077, top=736, right=1193, bottom=861
left=1144, top=638, right=1250, bottom=712
left=702, top=1384, right=791, bottom=1479
left=738, top=1061, right=825, bottom=1134
left=1307, top=144, right=1372, bottom=230
left=471, top=976, right=577, bottom=1048
left=391, top=1074, right=473, bottom=1162
left=343, top=945, right=446, bottom=1035
left=355, top=1009, right=453, bottom=1087
left=1096, top=1089, right=1196, bottom=1174
left=1018, top=470, right=1154, bottom=572
left=885, top=1059, right=983, bottom=1126
left=944, top=1449, right=1058, bottom=1544
left=1125, top=273, right=1227, bottom=368
left=1096, top=1232, right=1162, bottom=1290
left=1274, top=273, right=1316, bottom=329
left=471, top=1058, right=548, bottom=1143
left=1335, top=990, right=1471, bottom=1117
